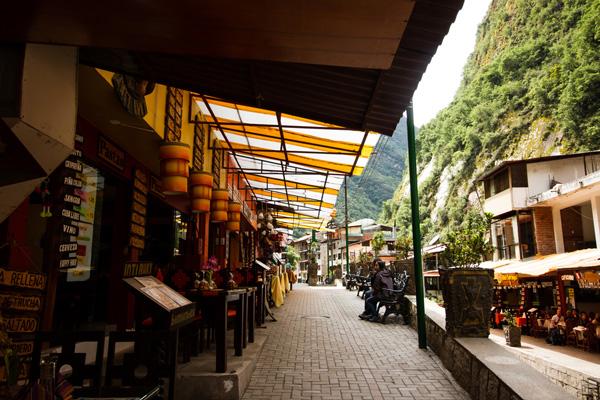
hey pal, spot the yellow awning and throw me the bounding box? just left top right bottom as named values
left=194, top=95, right=380, bottom=230
left=494, top=248, right=600, bottom=278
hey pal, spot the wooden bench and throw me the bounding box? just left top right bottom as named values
left=345, top=274, right=358, bottom=291
left=376, top=273, right=411, bottom=324
left=356, top=276, right=371, bottom=299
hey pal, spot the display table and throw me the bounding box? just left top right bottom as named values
left=187, top=288, right=246, bottom=372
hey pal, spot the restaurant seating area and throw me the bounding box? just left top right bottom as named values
left=492, top=308, right=600, bottom=353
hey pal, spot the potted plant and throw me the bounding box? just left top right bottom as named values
left=439, top=209, right=495, bottom=338
left=503, top=311, right=522, bottom=347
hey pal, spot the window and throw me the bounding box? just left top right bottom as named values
left=510, top=164, right=528, bottom=187
left=493, top=169, right=510, bottom=195
left=485, top=168, right=510, bottom=198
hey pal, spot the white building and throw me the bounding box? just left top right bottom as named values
left=478, top=151, right=600, bottom=261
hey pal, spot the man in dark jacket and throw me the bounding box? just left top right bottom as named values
left=359, top=259, right=393, bottom=322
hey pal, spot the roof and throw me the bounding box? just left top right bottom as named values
left=71, top=0, right=463, bottom=136
left=493, top=248, right=600, bottom=277
left=348, top=218, right=376, bottom=227
left=528, top=169, right=600, bottom=206
left=477, top=150, right=600, bottom=182
left=292, top=234, right=312, bottom=243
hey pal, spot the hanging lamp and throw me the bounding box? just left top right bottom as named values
left=159, top=142, right=191, bottom=195
left=227, top=201, right=241, bottom=231
left=189, top=171, right=212, bottom=213
left=211, top=189, right=229, bottom=222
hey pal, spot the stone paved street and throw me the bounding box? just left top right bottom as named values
left=243, top=285, right=469, bottom=400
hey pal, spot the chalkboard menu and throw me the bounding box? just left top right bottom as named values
left=0, top=268, right=47, bottom=381
left=124, top=276, right=194, bottom=329
left=130, top=168, right=148, bottom=250
left=58, top=148, right=84, bottom=269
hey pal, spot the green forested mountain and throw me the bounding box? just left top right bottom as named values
left=336, top=119, right=409, bottom=222
left=381, top=0, right=600, bottom=239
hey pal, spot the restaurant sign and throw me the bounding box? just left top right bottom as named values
left=0, top=294, right=42, bottom=312
left=0, top=268, right=46, bottom=291
left=123, top=262, right=153, bottom=278
left=5, top=317, right=37, bottom=333
left=98, top=136, right=125, bottom=171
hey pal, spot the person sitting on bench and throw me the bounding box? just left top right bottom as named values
left=359, top=260, right=393, bottom=322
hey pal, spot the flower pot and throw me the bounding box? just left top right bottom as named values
left=503, top=325, right=522, bottom=347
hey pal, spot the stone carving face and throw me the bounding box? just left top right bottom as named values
left=112, top=74, right=156, bottom=118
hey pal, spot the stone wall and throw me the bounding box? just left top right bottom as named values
left=407, top=299, right=575, bottom=400
left=533, top=207, right=557, bottom=255
left=504, top=348, right=600, bottom=399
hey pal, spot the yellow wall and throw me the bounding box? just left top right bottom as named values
left=95, top=69, right=215, bottom=174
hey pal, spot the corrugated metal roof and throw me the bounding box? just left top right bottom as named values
left=78, top=0, right=464, bottom=136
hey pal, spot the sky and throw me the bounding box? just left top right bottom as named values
left=412, top=0, right=493, bottom=126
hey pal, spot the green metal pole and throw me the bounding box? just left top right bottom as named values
left=344, top=176, right=350, bottom=275
left=407, top=101, right=427, bottom=349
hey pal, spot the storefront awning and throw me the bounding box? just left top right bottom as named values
left=197, top=96, right=379, bottom=230
left=494, top=248, right=600, bottom=278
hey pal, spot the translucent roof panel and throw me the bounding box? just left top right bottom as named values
left=194, top=95, right=380, bottom=230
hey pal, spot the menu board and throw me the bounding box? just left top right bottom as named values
left=0, top=268, right=47, bottom=382
left=123, top=276, right=194, bottom=328
left=57, top=149, right=84, bottom=270
left=130, top=168, right=148, bottom=251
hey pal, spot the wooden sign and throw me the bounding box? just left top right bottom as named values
left=131, top=212, right=145, bottom=226
left=63, top=176, right=82, bottom=188
left=64, top=193, right=81, bottom=205
left=129, top=236, right=145, bottom=250
left=130, top=223, right=145, bottom=237
left=9, top=341, right=34, bottom=356
left=150, top=175, right=165, bottom=198
left=133, top=191, right=147, bottom=206
left=98, top=136, right=125, bottom=171
left=64, top=159, right=83, bottom=172
left=5, top=317, right=38, bottom=333
left=0, top=269, right=46, bottom=291
left=135, top=169, right=148, bottom=185
left=62, top=223, right=79, bottom=236
left=0, top=293, right=42, bottom=312
left=123, top=262, right=153, bottom=278
left=134, top=178, right=148, bottom=194
left=58, top=242, right=78, bottom=253
left=61, top=209, right=80, bottom=221
left=132, top=201, right=146, bottom=216
left=59, top=258, right=78, bottom=269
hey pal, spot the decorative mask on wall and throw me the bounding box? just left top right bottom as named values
left=112, top=74, right=155, bottom=118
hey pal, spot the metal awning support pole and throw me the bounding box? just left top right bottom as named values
left=344, top=176, right=350, bottom=275
left=407, top=101, right=427, bottom=349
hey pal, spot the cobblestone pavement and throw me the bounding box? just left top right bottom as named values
left=243, top=285, right=469, bottom=400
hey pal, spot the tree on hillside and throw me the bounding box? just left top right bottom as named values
left=371, top=232, right=385, bottom=256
